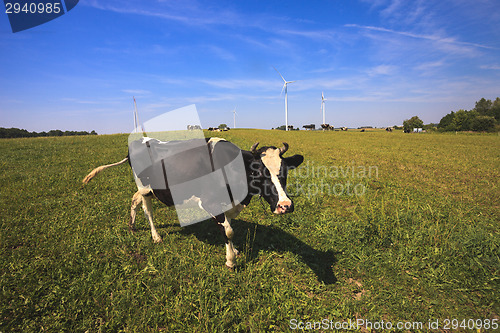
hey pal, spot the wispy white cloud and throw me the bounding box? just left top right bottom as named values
left=290, top=76, right=366, bottom=92
left=308, top=66, right=337, bottom=74
left=82, top=0, right=275, bottom=32
left=204, top=45, right=236, bottom=61
left=83, top=0, right=238, bottom=26
left=480, top=64, right=500, bottom=70
left=367, top=64, right=396, bottom=76
left=345, top=24, right=495, bottom=50
left=413, top=60, right=446, bottom=76
left=60, top=97, right=100, bottom=104
left=415, top=60, right=445, bottom=71
left=198, top=78, right=274, bottom=90
left=122, top=89, right=151, bottom=95
left=278, top=29, right=336, bottom=41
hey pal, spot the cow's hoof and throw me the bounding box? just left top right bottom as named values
left=234, top=249, right=240, bottom=257
left=153, top=236, right=162, bottom=243
left=225, top=263, right=236, bottom=271
left=128, top=225, right=136, bottom=233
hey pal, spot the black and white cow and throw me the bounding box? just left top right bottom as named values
left=83, top=137, right=304, bottom=268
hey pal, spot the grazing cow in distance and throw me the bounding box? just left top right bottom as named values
left=303, top=124, right=316, bottom=130
left=321, top=124, right=334, bottom=131
left=385, top=127, right=393, bottom=132
left=82, top=138, right=304, bottom=268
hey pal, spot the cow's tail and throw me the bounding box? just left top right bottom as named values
left=82, top=157, right=129, bottom=184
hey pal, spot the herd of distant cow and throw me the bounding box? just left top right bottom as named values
left=282, top=124, right=393, bottom=131
left=191, top=124, right=397, bottom=132
left=194, top=124, right=395, bottom=132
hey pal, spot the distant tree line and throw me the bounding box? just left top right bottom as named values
left=438, top=97, right=500, bottom=132
left=0, top=127, right=97, bottom=139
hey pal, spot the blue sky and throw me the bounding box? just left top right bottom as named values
left=1, top=0, right=499, bottom=133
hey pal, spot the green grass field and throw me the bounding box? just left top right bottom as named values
left=1, top=130, right=499, bottom=332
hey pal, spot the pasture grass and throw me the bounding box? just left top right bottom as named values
left=1, top=130, right=498, bottom=332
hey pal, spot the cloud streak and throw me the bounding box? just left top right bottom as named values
left=345, top=24, right=496, bottom=50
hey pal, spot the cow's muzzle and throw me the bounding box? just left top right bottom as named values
left=274, top=200, right=293, bottom=214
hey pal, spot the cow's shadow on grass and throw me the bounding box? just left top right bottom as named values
left=178, top=219, right=338, bottom=284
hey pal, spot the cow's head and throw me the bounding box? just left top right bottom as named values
left=244, top=142, right=304, bottom=214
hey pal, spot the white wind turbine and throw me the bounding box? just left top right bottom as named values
left=133, top=96, right=140, bottom=132
left=232, top=107, right=238, bottom=129
left=321, top=92, right=327, bottom=125
left=274, top=67, right=296, bottom=131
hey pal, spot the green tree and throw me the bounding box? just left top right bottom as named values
left=491, top=97, right=500, bottom=121
left=438, top=97, right=499, bottom=132
left=475, top=98, right=493, bottom=116
left=438, top=111, right=455, bottom=130
left=403, top=116, right=424, bottom=133
left=471, top=116, right=496, bottom=132
left=453, top=110, right=480, bottom=131
left=423, top=123, right=438, bottom=131
left=48, top=130, right=64, bottom=136
left=218, top=124, right=228, bottom=130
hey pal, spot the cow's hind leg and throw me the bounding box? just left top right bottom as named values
left=129, top=190, right=143, bottom=232
left=129, top=188, right=162, bottom=243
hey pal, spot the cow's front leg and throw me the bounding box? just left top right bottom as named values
left=142, top=192, right=162, bottom=243
left=215, top=214, right=238, bottom=268
left=223, top=216, right=239, bottom=257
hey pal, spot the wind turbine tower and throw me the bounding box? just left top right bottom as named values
left=133, top=96, right=140, bottom=133
left=232, top=108, right=237, bottom=129
left=321, top=92, right=327, bottom=125
left=274, top=67, right=296, bottom=131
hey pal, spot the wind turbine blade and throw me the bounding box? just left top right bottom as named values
left=287, top=80, right=296, bottom=84
left=280, top=83, right=286, bottom=96
left=273, top=66, right=286, bottom=83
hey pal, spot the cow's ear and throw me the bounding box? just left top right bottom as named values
left=284, top=154, right=304, bottom=169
